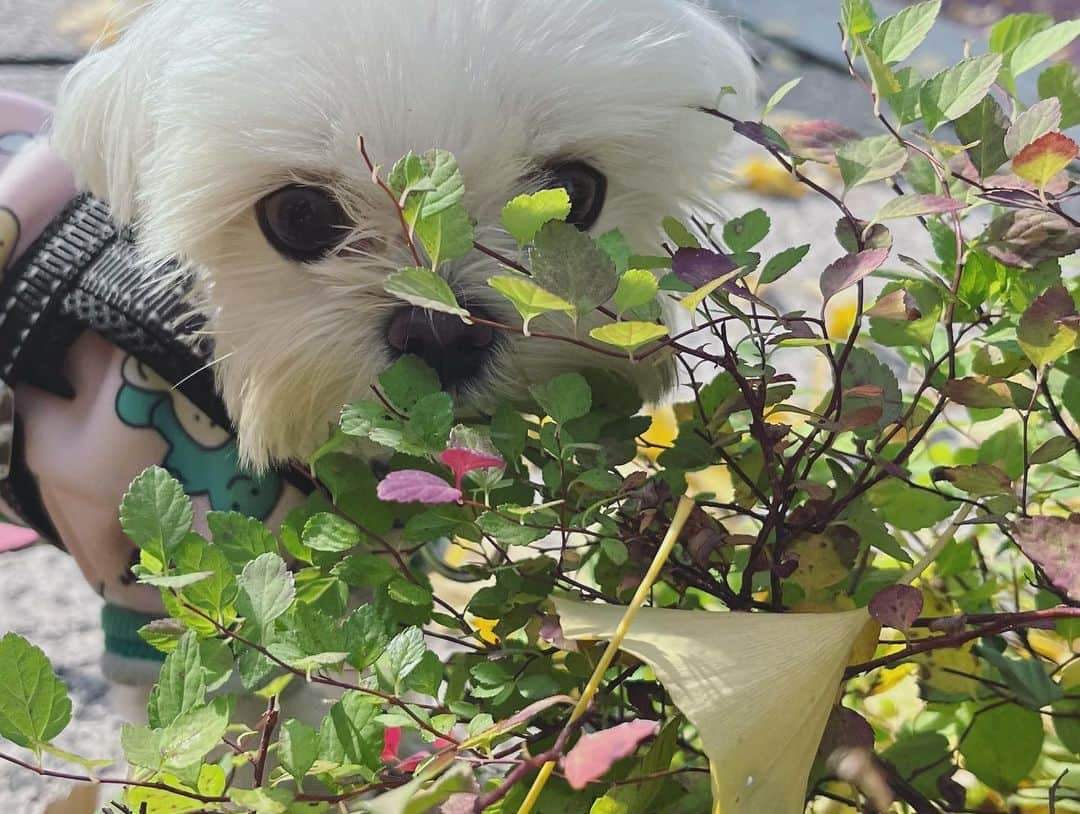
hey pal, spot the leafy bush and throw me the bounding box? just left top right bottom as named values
left=3, top=2, right=1080, bottom=812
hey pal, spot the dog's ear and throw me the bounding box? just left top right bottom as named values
left=51, top=3, right=161, bottom=225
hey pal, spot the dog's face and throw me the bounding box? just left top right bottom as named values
left=52, top=0, right=755, bottom=469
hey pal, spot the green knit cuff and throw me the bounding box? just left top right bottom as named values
left=101, top=603, right=167, bottom=663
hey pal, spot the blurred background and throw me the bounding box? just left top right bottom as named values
left=0, top=0, right=1075, bottom=809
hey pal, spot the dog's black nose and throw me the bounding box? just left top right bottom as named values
left=386, top=306, right=496, bottom=386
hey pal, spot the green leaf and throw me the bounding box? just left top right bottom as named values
left=531, top=221, right=619, bottom=317
left=1010, top=20, right=1080, bottom=78
left=237, top=553, right=296, bottom=641
left=613, top=270, right=659, bottom=316
left=384, top=267, right=468, bottom=318
left=661, top=217, right=700, bottom=249
left=932, top=464, right=1013, bottom=497
left=174, top=539, right=238, bottom=621
left=122, top=724, right=165, bottom=773
left=991, top=13, right=1055, bottom=58
left=841, top=0, right=877, bottom=39
left=162, top=698, right=232, bottom=771
left=1018, top=284, right=1079, bottom=368
left=723, top=209, right=771, bottom=253
left=378, top=356, right=441, bottom=411
left=343, top=604, right=392, bottom=671
left=761, top=78, right=802, bottom=118
left=120, top=466, right=193, bottom=564
left=358, top=764, right=473, bottom=814
left=1038, top=62, right=1080, bottom=129
left=589, top=322, right=669, bottom=354
left=953, top=95, right=1010, bottom=177
left=872, top=194, right=965, bottom=223
left=1030, top=436, right=1074, bottom=465
left=596, top=229, right=633, bottom=274
left=920, top=54, right=1003, bottom=132
left=759, top=244, right=810, bottom=285
left=866, top=480, right=957, bottom=531
left=530, top=373, right=592, bottom=424
left=960, top=703, right=1043, bottom=792
left=1005, top=98, right=1062, bottom=158
left=382, top=627, right=427, bottom=693
left=404, top=392, right=454, bottom=454
left=388, top=152, right=435, bottom=201
left=488, top=275, right=575, bottom=335
left=836, top=135, right=909, bottom=190
left=419, top=149, right=465, bottom=220
left=279, top=719, right=320, bottom=788
left=303, top=512, right=362, bottom=553
left=414, top=204, right=475, bottom=270
left=502, top=189, right=572, bottom=246
left=148, top=632, right=205, bottom=729
left=207, top=512, right=277, bottom=571
left=855, top=37, right=902, bottom=100
left=0, top=634, right=71, bottom=750
left=868, top=0, right=940, bottom=63
left=478, top=511, right=550, bottom=547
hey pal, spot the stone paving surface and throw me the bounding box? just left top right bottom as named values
left=0, top=0, right=1065, bottom=809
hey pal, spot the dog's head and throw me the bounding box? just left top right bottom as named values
left=52, top=0, right=755, bottom=469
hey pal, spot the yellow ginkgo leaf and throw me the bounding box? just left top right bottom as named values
left=554, top=599, right=874, bottom=814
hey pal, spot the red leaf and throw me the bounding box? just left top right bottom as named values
left=1015, top=515, right=1080, bottom=600
left=820, top=249, right=890, bottom=304
left=561, top=720, right=660, bottom=790
left=439, top=448, right=505, bottom=491
left=376, top=470, right=463, bottom=505
left=869, top=584, right=924, bottom=632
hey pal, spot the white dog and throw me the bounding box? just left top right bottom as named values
left=2, top=1, right=755, bottom=808
left=53, top=0, right=755, bottom=470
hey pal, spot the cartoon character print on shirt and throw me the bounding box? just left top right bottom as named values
left=117, top=355, right=283, bottom=519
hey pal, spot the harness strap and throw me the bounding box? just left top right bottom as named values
left=0, top=193, right=228, bottom=426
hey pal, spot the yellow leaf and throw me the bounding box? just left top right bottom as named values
left=1012, top=132, right=1078, bottom=191
left=555, top=600, right=873, bottom=814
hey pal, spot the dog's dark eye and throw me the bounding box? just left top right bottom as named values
left=256, top=185, right=350, bottom=262
left=544, top=162, right=607, bottom=231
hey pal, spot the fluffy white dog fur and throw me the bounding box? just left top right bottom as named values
left=53, top=0, right=755, bottom=469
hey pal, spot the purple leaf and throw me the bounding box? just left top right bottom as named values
left=672, top=248, right=738, bottom=288
left=820, top=248, right=890, bottom=304
left=439, top=448, right=505, bottom=491
left=376, top=470, right=463, bottom=505
left=1015, top=515, right=1080, bottom=600
left=561, top=720, right=660, bottom=790
left=868, top=584, right=924, bottom=632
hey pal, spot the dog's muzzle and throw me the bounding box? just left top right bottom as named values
left=386, top=306, right=496, bottom=387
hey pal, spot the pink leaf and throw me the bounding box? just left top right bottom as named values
left=561, top=720, right=660, bottom=790
left=0, top=524, right=38, bottom=553
left=439, top=448, right=506, bottom=491
left=377, top=470, right=463, bottom=505
left=1015, top=514, right=1080, bottom=600
left=868, top=584, right=924, bottom=632
left=782, top=119, right=862, bottom=164
left=820, top=248, right=890, bottom=304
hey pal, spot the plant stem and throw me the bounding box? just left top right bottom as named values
left=515, top=495, right=697, bottom=814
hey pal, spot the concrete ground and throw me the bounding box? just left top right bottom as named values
left=0, top=0, right=1070, bottom=810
